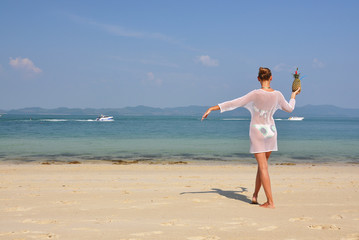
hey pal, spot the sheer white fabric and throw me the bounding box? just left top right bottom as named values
left=218, top=89, right=295, bottom=153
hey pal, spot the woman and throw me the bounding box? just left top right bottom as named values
left=202, top=67, right=300, bottom=208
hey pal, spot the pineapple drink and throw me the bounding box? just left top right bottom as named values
left=292, top=68, right=301, bottom=93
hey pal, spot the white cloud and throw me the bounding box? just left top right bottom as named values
left=273, top=63, right=299, bottom=73
left=94, top=22, right=144, bottom=38
left=9, top=57, right=42, bottom=74
left=196, top=55, right=219, bottom=67
left=144, top=72, right=162, bottom=86
left=273, top=63, right=289, bottom=72
left=147, top=72, right=155, bottom=81
left=70, top=14, right=200, bottom=51
left=70, top=14, right=145, bottom=38
left=313, top=58, right=325, bottom=68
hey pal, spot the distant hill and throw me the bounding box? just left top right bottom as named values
left=1, top=105, right=359, bottom=118
left=276, top=105, right=359, bottom=118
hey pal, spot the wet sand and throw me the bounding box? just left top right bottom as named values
left=0, top=162, right=358, bottom=239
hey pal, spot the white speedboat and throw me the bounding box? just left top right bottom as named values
left=288, top=116, right=304, bottom=121
left=96, top=115, right=114, bottom=121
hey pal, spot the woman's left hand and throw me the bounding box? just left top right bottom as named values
left=201, top=109, right=211, bottom=121
left=202, top=105, right=220, bottom=121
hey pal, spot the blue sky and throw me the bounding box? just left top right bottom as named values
left=1, top=0, right=358, bottom=109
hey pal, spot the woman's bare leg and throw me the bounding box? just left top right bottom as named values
left=252, top=168, right=261, bottom=204
left=254, top=152, right=275, bottom=208
left=252, top=152, right=271, bottom=204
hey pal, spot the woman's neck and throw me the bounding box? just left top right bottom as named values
left=260, top=80, right=271, bottom=89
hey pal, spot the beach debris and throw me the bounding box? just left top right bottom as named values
left=112, top=160, right=139, bottom=165
left=68, top=161, right=81, bottom=164
left=41, top=161, right=57, bottom=165
left=168, top=161, right=188, bottom=165
left=148, top=161, right=188, bottom=165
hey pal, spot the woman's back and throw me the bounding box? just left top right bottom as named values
left=249, top=89, right=280, bottom=125
left=218, top=88, right=295, bottom=153
left=219, top=89, right=293, bottom=123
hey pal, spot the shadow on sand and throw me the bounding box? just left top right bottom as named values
left=181, top=187, right=252, bottom=204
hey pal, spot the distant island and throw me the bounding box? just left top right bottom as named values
left=1, top=105, right=359, bottom=118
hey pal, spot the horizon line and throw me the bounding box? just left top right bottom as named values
left=1, top=104, right=359, bottom=112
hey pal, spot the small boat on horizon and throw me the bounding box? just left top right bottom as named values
left=96, top=115, right=114, bottom=121
left=288, top=116, right=304, bottom=121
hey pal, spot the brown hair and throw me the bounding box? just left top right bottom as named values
left=258, top=67, right=272, bottom=81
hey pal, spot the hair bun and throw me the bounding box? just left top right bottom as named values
left=258, top=67, right=272, bottom=80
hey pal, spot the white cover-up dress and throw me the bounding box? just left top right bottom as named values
left=218, top=89, right=295, bottom=153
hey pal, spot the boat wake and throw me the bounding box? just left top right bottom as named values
left=39, top=119, right=110, bottom=122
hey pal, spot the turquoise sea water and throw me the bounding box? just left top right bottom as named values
left=0, top=114, right=358, bottom=163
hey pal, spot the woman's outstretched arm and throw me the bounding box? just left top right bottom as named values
left=201, top=105, right=220, bottom=121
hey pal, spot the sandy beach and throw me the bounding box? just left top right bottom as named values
left=0, top=162, right=358, bottom=240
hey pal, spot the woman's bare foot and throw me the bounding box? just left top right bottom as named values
left=259, top=202, right=275, bottom=208
left=251, top=195, right=258, bottom=204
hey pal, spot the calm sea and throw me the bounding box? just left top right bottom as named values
left=0, top=114, right=358, bottom=164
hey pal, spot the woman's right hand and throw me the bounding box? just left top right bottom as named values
left=291, top=87, right=301, bottom=99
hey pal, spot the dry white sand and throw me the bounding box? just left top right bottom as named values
left=0, top=162, right=358, bottom=240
